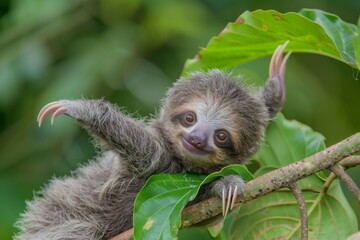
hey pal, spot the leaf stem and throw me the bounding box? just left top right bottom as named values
left=306, top=173, right=337, bottom=215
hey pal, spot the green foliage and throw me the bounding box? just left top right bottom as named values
left=1, top=1, right=359, bottom=239
left=133, top=166, right=253, bottom=240
left=225, top=114, right=357, bottom=239
left=135, top=114, right=357, bottom=239
left=228, top=183, right=357, bottom=240
left=253, top=113, right=326, bottom=179
left=183, top=9, right=360, bottom=74
left=134, top=9, right=359, bottom=240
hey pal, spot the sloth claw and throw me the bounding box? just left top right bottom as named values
left=222, top=186, right=239, bottom=217
left=51, top=107, right=67, bottom=125
left=214, top=175, right=245, bottom=217
left=270, top=41, right=291, bottom=80
left=37, top=101, right=67, bottom=127
left=269, top=41, right=291, bottom=106
left=231, top=185, right=238, bottom=210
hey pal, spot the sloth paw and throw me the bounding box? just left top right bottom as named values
left=37, top=101, right=68, bottom=127
left=269, top=41, right=291, bottom=106
left=212, top=175, right=245, bottom=217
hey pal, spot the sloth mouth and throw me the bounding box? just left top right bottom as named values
left=181, top=138, right=211, bottom=156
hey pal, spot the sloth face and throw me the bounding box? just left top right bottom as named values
left=169, top=99, right=242, bottom=168
left=160, top=70, right=269, bottom=171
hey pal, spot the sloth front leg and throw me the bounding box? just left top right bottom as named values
left=37, top=99, right=165, bottom=174
left=37, top=99, right=110, bottom=127
left=212, top=175, right=245, bottom=217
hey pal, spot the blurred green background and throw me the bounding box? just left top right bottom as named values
left=0, top=0, right=359, bottom=239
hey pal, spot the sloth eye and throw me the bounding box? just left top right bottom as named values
left=216, top=131, right=227, bottom=142
left=185, top=112, right=195, bottom=123
left=214, top=130, right=232, bottom=149
left=179, top=111, right=196, bottom=127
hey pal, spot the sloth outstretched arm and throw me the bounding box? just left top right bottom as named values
left=37, top=99, right=166, bottom=175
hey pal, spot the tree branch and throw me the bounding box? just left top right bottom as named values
left=182, top=132, right=360, bottom=227
left=340, top=155, right=360, bottom=168
left=112, top=132, right=360, bottom=240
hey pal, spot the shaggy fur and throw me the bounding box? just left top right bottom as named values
left=15, top=69, right=285, bottom=240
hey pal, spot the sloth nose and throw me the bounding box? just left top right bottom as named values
left=188, top=130, right=207, bottom=149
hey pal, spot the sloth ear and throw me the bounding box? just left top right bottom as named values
left=261, top=41, right=291, bottom=118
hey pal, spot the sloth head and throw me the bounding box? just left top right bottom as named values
left=159, top=69, right=284, bottom=172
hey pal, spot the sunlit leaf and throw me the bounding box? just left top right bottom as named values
left=183, top=9, right=360, bottom=74
left=133, top=165, right=253, bottom=240
left=299, top=9, right=358, bottom=66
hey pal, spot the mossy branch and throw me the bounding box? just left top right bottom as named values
left=113, top=132, right=360, bottom=240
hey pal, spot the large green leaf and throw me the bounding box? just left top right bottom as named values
left=228, top=182, right=357, bottom=240
left=183, top=9, right=359, bottom=74
left=353, top=18, right=360, bottom=68
left=299, top=9, right=358, bottom=66
left=253, top=113, right=326, bottom=182
left=133, top=165, right=253, bottom=240
left=224, top=114, right=358, bottom=239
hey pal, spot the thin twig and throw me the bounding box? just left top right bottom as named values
left=330, top=165, right=360, bottom=203
left=288, top=182, right=308, bottom=240
left=286, top=171, right=339, bottom=240
left=340, top=155, right=360, bottom=168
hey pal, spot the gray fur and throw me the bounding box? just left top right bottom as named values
left=15, top=69, right=285, bottom=239
left=212, top=175, right=245, bottom=196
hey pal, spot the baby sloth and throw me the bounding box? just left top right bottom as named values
left=16, top=43, right=290, bottom=240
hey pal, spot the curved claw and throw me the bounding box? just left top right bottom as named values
left=51, top=107, right=67, bottom=125
left=37, top=101, right=67, bottom=127
left=222, top=188, right=225, bottom=216
left=225, top=187, right=232, bottom=217
left=37, top=102, right=58, bottom=122
left=269, top=41, right=290, bottom=78
left=230, top=185, right=238, bottom=210
left=222, top=186, right=240, bottom=217
left=269, top=41, right=292, bottom=106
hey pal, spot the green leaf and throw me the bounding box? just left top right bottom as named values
left=207, top=219, right=225, bottom=238
left=253, top=113, right=328, bottom=184
left=133, top=165, right=253, bottom=240
left=299, top=9, right=358, bottom=66
left=253, top=113, right=326, bottom=183
left=223, top=114, right=358, bottom=239
left=353, top=18, right=360, bottom=70
left=183, top=9, right=360, bottom=74
left=227, top=182, right=357, bottom=240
